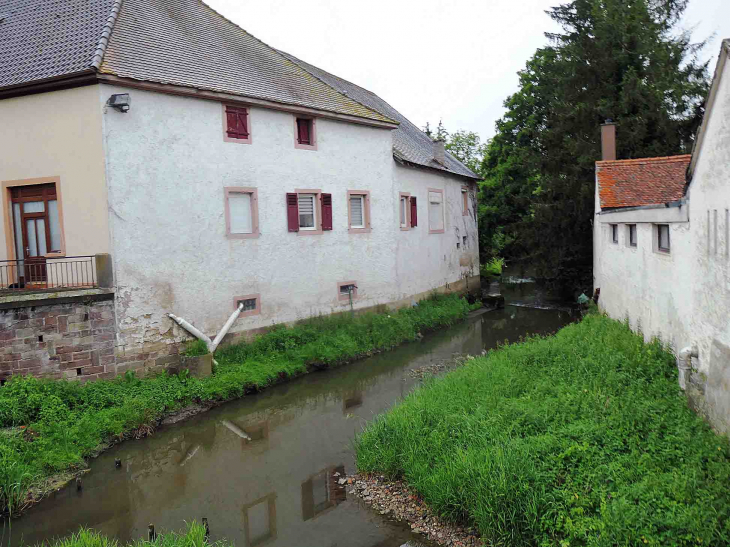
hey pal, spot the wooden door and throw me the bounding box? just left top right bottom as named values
left=11, top=184, right=58, bottom=284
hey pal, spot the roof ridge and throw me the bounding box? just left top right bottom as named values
left=597, top=154, right=692, bottom=166
left=197, top=1, right=395, bottom=125
left=274, top=49, right=398, bottom=126
left=90, top=0, right=123, bottom=69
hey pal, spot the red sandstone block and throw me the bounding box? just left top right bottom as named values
left=84, top=365, right=104, bottom=375
left=60, top=353, right=73, bottom=363
left=58, top=316, right=68, bottom=333
left=72, top=351, right=91, bottom=361
left=0, top=330, right=15, bottom=341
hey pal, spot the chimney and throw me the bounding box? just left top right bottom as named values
left=433, top=139, right=446, bottom=165
left=601, top=120, right=616, bottom=161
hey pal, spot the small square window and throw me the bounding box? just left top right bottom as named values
left=461, top=187, right=469, bottom=216
left=400, top=196, right=408, bottom=228
left=347, top=191, right=371, bottom=232
left=428, top=189, right=444, bottom=233
left=223, top=104, right=251, bottom=144
left=610, top=224, right=618, bottom=243
left=233, top=294, right=261, bottom=316
left=657, top=224, right=670, bottom=253
left=338, top=281, right=358, bottom=301
left=628, top=224, right=637, bottom=247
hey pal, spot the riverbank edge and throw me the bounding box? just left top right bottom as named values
left=8, top=299, right=486, bottom=518
left=346, top=473, right=481, bottom=547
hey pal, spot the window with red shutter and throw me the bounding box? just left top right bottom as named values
left=321, top=193, right=333, bottom=231
left=297, top=118, right=311, bottom=145
left=410, top=196, right=418, bottom=227
left=286, top=193, right=299, bottom=232
left=225, top=105, right=249, bottom=141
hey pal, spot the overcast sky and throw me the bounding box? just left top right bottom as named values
left=207, top=0, right=730, bottom=141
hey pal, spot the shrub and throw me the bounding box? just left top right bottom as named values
left=356, top=314, right=730, bottom=546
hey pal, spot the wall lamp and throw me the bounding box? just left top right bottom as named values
left=107, top=93, right=131, bottom=113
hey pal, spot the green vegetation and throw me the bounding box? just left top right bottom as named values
left=478, top=0, right=709, bottom=290
left=356, top=314, right=730, bottom=546
left=38, top=522, right=221, bottom=547
left=182, top=338, right=210, bottom=357
left=479, top=256, right=504, bottom=280
left=0, top=294, right=470, bottom=517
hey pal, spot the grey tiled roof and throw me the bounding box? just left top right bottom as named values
left=98, top=0, right=394, bottom=124
left=0, top=0, right=117, bottom=89
left=277, top=51, right=479, bottom=179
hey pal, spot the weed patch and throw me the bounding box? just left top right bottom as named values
left=0, top=294, right=469, bottom=516
left=355, top=314, right=730, bottom=546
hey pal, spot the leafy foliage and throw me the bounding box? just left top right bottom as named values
left=479, top=0, right=709, bottom=291
left=0, top=294, right=470, bottom=516
left=356, top=314, right=730, bottom=546
left=182, top=339, right=210, bottom=357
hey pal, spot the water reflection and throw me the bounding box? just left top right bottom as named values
left=3, top=304, right=573, bottom=547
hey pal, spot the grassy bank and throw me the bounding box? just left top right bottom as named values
left=37, top=522, right=220, bottom=547
left=356, top=314, right=730, bottom=546
left=0, top=294, right=471, bottom=517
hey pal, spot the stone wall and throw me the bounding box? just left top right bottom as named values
left=0, top=297, right=116, bottom=382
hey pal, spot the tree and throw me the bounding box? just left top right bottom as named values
left=480, top=0, right=709, bottom=293
left=445, top=130, right=488, bottom=175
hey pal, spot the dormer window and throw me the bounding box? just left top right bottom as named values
left=294, top=117, right=317, bottom=150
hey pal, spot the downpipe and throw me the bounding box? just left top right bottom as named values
left=168, top=303, right=243, bottom=354
left=677, top=346, right=698, bottom=390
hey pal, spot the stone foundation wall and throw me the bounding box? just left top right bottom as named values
left=0, top=297, right=116, bottom=382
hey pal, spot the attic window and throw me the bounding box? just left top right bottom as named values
left=610, top=224, right=618, bottom=244
left=657, top=224, right=670, bottom=253
left=223, top=104, right=250, bottom=143
left=295, top=117, right=317, bottom=150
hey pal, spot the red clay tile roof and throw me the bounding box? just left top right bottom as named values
left=596, top=155, right=691, bottom=209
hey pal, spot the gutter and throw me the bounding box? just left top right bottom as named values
left=0, top=70, right=98, bottom=100
left=598, top=199, right=686, bottom=215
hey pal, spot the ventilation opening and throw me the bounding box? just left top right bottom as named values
left=83, top=312, right=89, bottom=321
left=76, top=368, right=82, bottom=376
left=456, top=242, right=461, bottom=249
left=339, top=284, right=356, bottom=296
left=38, top=335, right=43, bottom=342
left=236, top=298, right=257, bottom=312
left=462, top=236, right=467, bottom=246
left=0, top=378, right=6, bottom=387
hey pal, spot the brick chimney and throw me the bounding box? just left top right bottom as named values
left=433, top=139, right=446, bottom=165
left=601, top=120, right=616, bottom=161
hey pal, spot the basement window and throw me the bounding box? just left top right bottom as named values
left=338, top=282, right=358, bottom=301
left=234, top=294, right=261, bottom=316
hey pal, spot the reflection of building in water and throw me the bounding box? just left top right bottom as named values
left=242, top=493, right=277, bottom=547
left=342, top=390, right=363, bottom=413
left=301, top=465, right=346, bottom=521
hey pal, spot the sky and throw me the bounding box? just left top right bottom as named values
left=206, top=0, right=730, bottom=141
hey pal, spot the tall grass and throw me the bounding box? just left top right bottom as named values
left=38, top=522, right=221, bottom=547
left=356, top=314, right=730, bottom=546
left=0, top=294, right=470, bottom=516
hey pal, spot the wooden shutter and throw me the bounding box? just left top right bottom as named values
left=410, top=196, right=417, bottom=227
left=321, top=193, right=333, bottom=231
left=286, top=193, right=299, bottom=232
left=297, top=118, right=311, bottom=145
left=226, top=106, right=249, bottom=139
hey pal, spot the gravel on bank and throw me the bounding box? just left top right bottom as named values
left=347, top=473, right=481, bottom=547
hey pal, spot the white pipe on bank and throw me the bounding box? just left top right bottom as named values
left=168, top=303, right=243, bottom=354
left=168, top=313, right=212, bottom=350
left=210, top=303, right=244, bottom=353
left=677, top=346, right=698, bottom=390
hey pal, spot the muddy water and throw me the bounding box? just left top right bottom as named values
left=3, top=301, right=574, bottom=547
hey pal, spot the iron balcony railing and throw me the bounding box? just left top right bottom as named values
left=0, top=255, right=98, bottom=294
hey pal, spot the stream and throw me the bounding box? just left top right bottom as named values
left=2, top=280, right=575, bottom=547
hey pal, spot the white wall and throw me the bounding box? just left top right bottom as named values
left=685, top=55, right=730, bottom=434
left=100, top=85, right=478, bottom=353
left=594, top=55, right=730, bottom=434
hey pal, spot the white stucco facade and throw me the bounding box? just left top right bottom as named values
left=593, top=48, right=730, bottom=434
left=99, top=84, right=479, bottom=355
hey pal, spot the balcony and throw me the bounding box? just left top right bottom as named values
left=0, top=254, right=113, bottom=307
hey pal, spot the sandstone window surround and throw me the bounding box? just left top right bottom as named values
left=224, top=187, right=259, bottom=239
